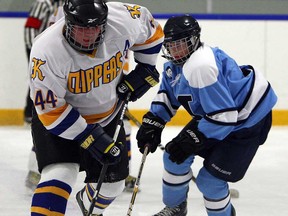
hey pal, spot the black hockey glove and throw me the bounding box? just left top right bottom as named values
left=165, top=119, right=206, bottom=164
left=117, top=63, right=159, bottom=102
left=80, top=124, right=123, bottom=165
left=136, top=112, right=166, bottom=154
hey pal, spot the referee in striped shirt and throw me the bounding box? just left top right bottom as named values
left=24, top=0, right=64, bottom=124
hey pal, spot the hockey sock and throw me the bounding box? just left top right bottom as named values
left=31, top=179, right=72, bottom=215
left=84, top=181, right=124, bottom=214
left=162, top=152, right=194, bottom=207
left=204, top=193, right=233, bottom=216
left=196, top=167, right=233, bottom=216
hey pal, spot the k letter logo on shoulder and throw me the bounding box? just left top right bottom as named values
left=124, top=5, right=141, bottom=19
left=31, top=57, right=46, bottom=81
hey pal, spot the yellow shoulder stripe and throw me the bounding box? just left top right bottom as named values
left=133, top=24, right=164, bottom=46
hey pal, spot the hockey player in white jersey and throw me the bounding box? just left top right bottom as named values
left=136, top=15, right=277, bottom=216
left=28, top=0, right=164, bottom=215
left=26, top=4, right=139, bottom=193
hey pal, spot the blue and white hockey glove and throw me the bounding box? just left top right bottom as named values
left=165, top=118, right=206, bottom=164
left=80, top=124, right=123, bottom=165
left=117, top=63, right=159, bottom=102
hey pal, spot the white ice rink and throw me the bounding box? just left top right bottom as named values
left=0, top=125, right=288, bottom=216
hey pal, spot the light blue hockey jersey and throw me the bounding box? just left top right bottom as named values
left=150, top=44, right=277, bottom=140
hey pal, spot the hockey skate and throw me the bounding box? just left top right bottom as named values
left=153, top=200, right=187, bottom=216
left=124, top=175, right=138, bottom=192
left=25, top=170, right=40, bottom=192
left=76, top=188, right=103, bottom=216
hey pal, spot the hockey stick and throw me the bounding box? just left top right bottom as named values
left=126, top=145, right=149, bottom=216
left=124, top=109, right=141, bottom=127
left=87, top=93, right=131, bottom=216
left=87, top=163, right=108, bottom=216
left=125, top=110, right=240, bottom=199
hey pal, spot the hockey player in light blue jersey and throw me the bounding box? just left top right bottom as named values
left=136, top=14, right=277, bottom=216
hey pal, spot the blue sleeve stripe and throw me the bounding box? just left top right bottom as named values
left=133, top=43, right=163, bottom=54
left=49, top=108, right=80, bottom=136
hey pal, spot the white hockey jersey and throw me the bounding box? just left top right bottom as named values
left=29, top=2, right=164, bottom=140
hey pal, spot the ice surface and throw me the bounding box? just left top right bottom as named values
left=0, top=126, right=287, bottom=215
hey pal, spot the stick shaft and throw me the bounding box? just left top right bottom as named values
left=126, top=146, right=149, bottom=216
left=87, top=95, right=131, bottom=216
left=124, top=110, right=142, bottom=127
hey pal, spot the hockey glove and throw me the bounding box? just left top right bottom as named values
left=80, top=124, right=123, bottom=165
left=136, top=112, right=166, bottom=154
left=117, top=63, right=159, bottom=102
left=165, top=119, right=206, bottom=164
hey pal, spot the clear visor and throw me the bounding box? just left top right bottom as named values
left=66, top=23, right=105, bottom=52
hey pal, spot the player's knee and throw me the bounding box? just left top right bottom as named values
left=40, top=163, right=79, bottom=187
left=196, top=167, right=229, bottom=199
left=100, top=180, right=125, bottom=197
left=163, top=151, right=193, bottom=174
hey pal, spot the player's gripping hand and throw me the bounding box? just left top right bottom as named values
left=136, top=112, right=165, bottom=154
left=80, top=124, right=123, bottom=165
left=117, top=63, right=159, bottom=102
left=165, top=119, right=206, bottom=164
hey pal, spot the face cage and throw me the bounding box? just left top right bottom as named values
left=162, top=35, right=199, bottom=65
left=65, top=23, right=105, bottom=52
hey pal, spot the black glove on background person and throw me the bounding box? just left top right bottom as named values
left=117, top=63, right=159, bottom=102
left=165, top=118, right=206, bottom=164
left=80, top=124, right=123, bottom=165
left=136, top=112, right=166, bottom=154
